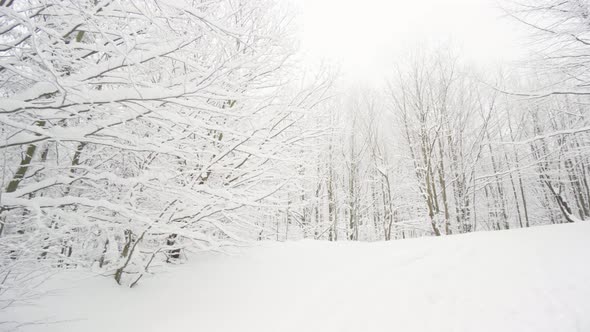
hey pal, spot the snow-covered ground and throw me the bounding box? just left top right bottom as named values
left=2, top=222, right=590, bottom=332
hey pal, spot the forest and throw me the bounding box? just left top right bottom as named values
left=1, top=0, right=590, bottom=331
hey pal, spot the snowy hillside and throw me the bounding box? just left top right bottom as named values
left=2, top=222, right=589, bottom=332
left=3, top=1, right=590, bottom=331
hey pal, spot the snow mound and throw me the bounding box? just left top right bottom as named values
left=2, top=222, right=590, bottom=332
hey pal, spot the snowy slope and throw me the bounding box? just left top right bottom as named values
left=2, top=222, right=590, bottom=332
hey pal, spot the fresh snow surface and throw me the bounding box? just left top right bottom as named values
left=2, top=222, right=590, bottom=332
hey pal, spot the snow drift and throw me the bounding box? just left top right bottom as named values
left=2, top=222, right=589, bottom=332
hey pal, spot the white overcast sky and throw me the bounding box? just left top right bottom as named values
left=289, top=0, right=530, bottom=82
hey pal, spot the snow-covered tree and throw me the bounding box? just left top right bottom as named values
left=0, top=0, right=329, bottom=290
